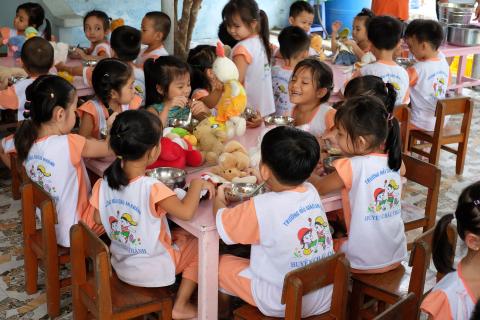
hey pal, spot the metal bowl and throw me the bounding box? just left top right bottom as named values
left=323, top=156, right=343, bottom=174
left=242, top=106, right=257, bottom=120
left=168, top=118, right=199, bottom=131
left=447, top=24, right=480, bottom=47
left=263, top=115, right=295, bottom=127
left=395, top=58, right=415, bottom=69
left=82, top=60, right=98, bottom=67
left=224, top=183, right=267, bottom=202
left=146, top=167, right=187, bottom=189
left=439, top=3, right=474, bottom=25
left=7, top=76, right=27, bottom=86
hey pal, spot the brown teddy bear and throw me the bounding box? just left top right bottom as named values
left=210, top=140, right=256, bottom=183
left=193, top=117, right=227, bottom=164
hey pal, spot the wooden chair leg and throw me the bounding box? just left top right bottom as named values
left=23, top=244, right=38, bottom=294
left=428, top=143, right=441, bottom=166
left=456, top=141, right=467, bottom=175
left=161, top=300, right=173, bottom=320
left=350, top=280, right=366, bottom=320
left=45, top=261, right=61, bottom=317
left=10, top=159, right=20, bottom=200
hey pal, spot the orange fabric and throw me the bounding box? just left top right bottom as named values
left=407, top=66, right=418, bottom=87
left=192, top=89, right=209, bottom=101
left=0, top=27, right=14, bottom=44
left=221, top=199, right=260, bottom=244
left=171, top=228, right=199, bottom=283
left=371, top=0, right=409, bottom=21
left=129, top=94, right=142, bottom=110
left=0, top=86, right=19, bottom=109
left=333, top=158, right=353, bottom=232
left=325, top=109, right=336, bottom=132
left=421, top=290, right=453, bottom=320
left=232, top=45, right=253, bottom=64
left=151, top=183, right=176, bottom=218
left=77, top=100, right=107, bottom=139
left=84, top=66, right=93, bottom=87
left=218, top=254, right=256, bottom=306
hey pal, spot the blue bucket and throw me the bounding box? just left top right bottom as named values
left=325, top=0, right=372, bottom=34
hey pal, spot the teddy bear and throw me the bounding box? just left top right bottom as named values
left=210, top=140, right=257, bottom=184
left=193, top=117, right=227, bottom=165
left=0, top=66, right=27, bottom=90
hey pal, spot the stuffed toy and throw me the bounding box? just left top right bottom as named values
left=0, top=66, right=27, bottom=90
left=212, top=41, right=247, bottom=138
left=310, top=34, right=326, bottom=61
left=8, top=27, right=38, bottom=58
left=111, top=18, right=125, bottom=32
left=210, top=140, right=256, bottom=183
left=193, top=117, right=227, bottom=165
left=332, top=28, right=357, bottom=66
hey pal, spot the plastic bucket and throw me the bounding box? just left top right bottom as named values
left=325, top=0, right=372, bottom=34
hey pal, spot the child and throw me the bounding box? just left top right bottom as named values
left=136, top=11, right=170, bottom=68
left=421, top=182, right=480, bottom=319
left=144, top=56, right=210, bottom=126
left=187, top=45, right=224, bottom=108
left=72, top=10, right=111, bottom=60
left=309, top=95, right=406, bottom=273
left=272, top=26, right=310, bottom=116
left=290, top=58, right=335, bottom=138
left=13, top=75, right=111, bottom=247
left=331, top=8, right=374, bottom=63
left=214, top=126, right=335, bottom=317
left=91, top=109, right=214, bottom=319
left=0, top=2, right=52, bottom=43
left=0, top=37, right=53, bottom=121
left=353, top=15, right=409, bottom=107
left=344, top=75, right=397, bottom=110
left=287, top=1, right=323, bottom=56
left=404, top=19, right=450, bottom=132
left=77, top=58, right=142, bottom=139
left=222, top=0, right=275, bottom=118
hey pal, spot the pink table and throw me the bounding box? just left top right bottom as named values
left=0, top=56, right=93, bottom=97
left=85, top=125, right=342, bottom=320
left=440, top=44, right=480, bottom=94
left=324, top=60, right=351, bottom=103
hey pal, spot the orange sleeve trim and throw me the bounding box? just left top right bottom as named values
left=232, top=45, right=253, bottom=65
left=89, top=179, right=102, bottom=210
left=217, top=199, right=260, bottom=245
left=333, top=158, right=353, bottom=191
left=407, top=66, right=418, bottom=87
left=77, top=100, right=96, bottom=118
left=324, top=108, right=336, bottom=132
left=129, top=94, right=142, bottom=110
left=192, top=89, right=210, bottom=101
left=0, top=86, right=19, bottom=109
left=0, top=27, right=11, bottom=44
left=150, top=182, right=176, bottom=218
left=83, top=67, right=93, bottom=87
left=420, top=291, right=453, bottom=320
left=67, top=134, right=86, bottom=166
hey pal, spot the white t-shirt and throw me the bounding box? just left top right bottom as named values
left=135, top=46, right=169, bottom=67
left=0, top=77, right=35, bottom=121
left=232, top=36, right=275, bottom=117
left=292, top=102, right=336, bottom=138
left=90, top=42, right=112, bottom=57
left=271, top=65, right=293, bottom=116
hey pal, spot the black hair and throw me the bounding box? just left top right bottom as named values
left=83, top=10, right=110, bottom=32
left=278, top=26, right=310, bottom=60
left=105, top=110, right=163, bottom=190
left=17, top=2, right=52, bottom=41
left=433, top=182, right=480, bottom=274
left=92, top=58, right=133, bottom=111
left=289, top=1, right=314, bottom=18
left=14, top=75, right=76, bottom=162
left=21, top=37, right=54, bottom=75
left=222, top=0, right=272, bottom=64
left=144, top=11, right=171, bottom=41
left=472, top=300, right=480, bottom=320
left=110, top=25, right=141, bottom=62
left=404, top=19, right=444, bottom=51
left=144, top=55, right=191, bottom=106
left=335, top=95, right=402, bottom=170
left=218, top=21, right=238, bottom=48
left=344, top=75, right=397, bottom=112
left=368, top=15, right=403, bottom=50
left=261, top=126, right=320, bottom=186
left=355, top=8, right=375, bottom=29
left=187, top=45, right=216, bottom=93
left=292, top=58, right=333, bottom=103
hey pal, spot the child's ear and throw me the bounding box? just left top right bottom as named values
left=357, top=135, right=368, bottom=149
left=110, top=89, right=120, bottom=102
left=156, top=31, right=164, bottom=42
left=288, top=17, right=295, bottom=25
left=52, top=106, right=65, bottom=122
left=316, top=87, right=328, bottom=99
left=156, top=84, right=164, bottom=95
left=465, top=232, right=480, bottom=252
left=259, top=162, right=271, bottom=181
left=148, top=143, right=161, bottom=163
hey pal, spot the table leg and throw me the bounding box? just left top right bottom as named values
left=456, top=55, right=467, bottom=95
left=197, top=230, right=219, bottom=319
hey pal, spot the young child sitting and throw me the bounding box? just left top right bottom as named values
left=352, top=15, right=409, bottom=107
left=404, top=19, right=450, bottom=132
left=290, top=58, right=335, bottom=138
left=272, top=26, right=310, bottom=116
left=13, top=75, right=111, bottom=247
left=309, top=95, right=407, bottom=273
left=71, top=10, right=111, bottom=60
left=144, top=56, right=210, bottom=126
left=287, top=1, right=322, bottom=56
left=92, top=109, right=214, bottom=319
left=135, top=11, right=170, bottom=68
left=214, top=126, right=335, bottom=317
left=77, top=58, right=142, bottom=139
left=421, top=182, right=480, bottom=319
left=344, top=75, right=397, bottom=110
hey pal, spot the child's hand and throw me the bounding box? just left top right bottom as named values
left=166, top=96, right=189, bottom=109
left=107, top=112, right=118, bottom=130
left=216, top=184, right=227, bottom=204
left=74, top=48, right=87, bottom=60
left=190, top=100, right=210, bottom=116
left=246, top=111, right=262, bottom=128
left=331, top=21, right=342, bottom=33
left=343, top=39, right=357, bottom=47
left=202, top=180, right=216, bottom=200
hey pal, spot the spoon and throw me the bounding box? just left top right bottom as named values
left=247, top=181, right=266, bottom=197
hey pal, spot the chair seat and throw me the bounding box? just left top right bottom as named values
left=234, top=304, right=336, bottom=320
left=410, top=127, right=462, bottom=143
left=402, top=202, right=428, bottom=231
left=30, top=229, right=70, bottom=263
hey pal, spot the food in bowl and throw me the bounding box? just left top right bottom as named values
left=224, top=183, right=267, bottom=202
left=146, top=167, right=187, bottom=190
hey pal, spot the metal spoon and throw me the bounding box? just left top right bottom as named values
left=247, top=181, right=266, bottom=197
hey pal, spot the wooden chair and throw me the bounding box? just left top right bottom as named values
left=402, top=154, right=441, bottom=248
left=21, top=182, right=71, bottom=318
left=408, top=97, right=472, bottom=175
left=233, top=252, right=350, bottom=320
left=10, top=153, right=26, bottom=200
left=70, top=221, right=174, bottom=319
left=393, top=105, right=412, bottom=154
left=349, top=227, right=435, bottom=320
left=373, top=293, right=416, bottom=320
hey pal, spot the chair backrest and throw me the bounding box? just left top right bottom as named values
left=402, top=154, right=441, bottom=231
left=70, top=221, right=113, bottom=318
left=393, top=105, right=411, bottom=153
left=373, top=292, right=416, bottom=320
left=281, top=252, right=350, bottom=320
left=434, top=97, right=473, bottom=140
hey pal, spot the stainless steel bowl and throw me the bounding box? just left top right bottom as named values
left=224, top=183, right=267, bottom=202
left=168, top=118, right=199, bottom=131
left=242, top=106, right=257, bottom=120
left=447, top=24, right=480, bottom=47
left=323, top=156, right=343, bottom=174
left=7, top=76, right=27, bottom=86
left=263, top=115, right=295, bottom=126
left=395, top=58, right=415, bottom=69
left=439, top=3, right=474, bottom=25
left=146, top=167, right=187, bottom=189
left=82, top=60, right=98, bottom=67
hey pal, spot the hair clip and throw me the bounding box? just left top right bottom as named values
left=387, top=113, right=394, bottom=121
left=23, top=110, right=31, bottom=119
left=117, top=155, right=123, bottom=160
left=50, top=93, right=54, bottom=98
left=103, top=73, right=110, bottom=78
left=473, top=199, right=480, bottom=207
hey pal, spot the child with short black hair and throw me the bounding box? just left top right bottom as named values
left=136, top=11, right=170, bottom=67
left=0, top=2, right=52, bottom=42
left=72, top=10, right=111, bottom=60
left=404, top=19, right=449, bottom=131
left=344, top=75, right=397, bottom=110
left=352, top=15, right=409, bottom=107
left=214, top=126, right=334, bottom=317
left=272, top=26, right=310, bottom=116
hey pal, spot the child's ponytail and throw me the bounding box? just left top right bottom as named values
left=432, top=214, right=456, bottom=274
left=92, top=58, right=132, bottom=111
left=17, top=3, right=51, bottom=41
left=384, top=83, right=402, bottom=171
left=43, top=18, right=52, bottom=41
left=258, top=9, right=272, bottom=65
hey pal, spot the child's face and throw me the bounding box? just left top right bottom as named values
left=405, top=36, right=429, bottom=60
left=288, top=67, right=322, bottom=106
left=335, top=124, right=369, bottom=156
left=14, top=9, right=29, bottom=32
left=141, top=17, right=162, bottom=46
left=84, top=16, right=108, bottom=44
left=166, top=73, right=191, bottom=100
left=352, top=17, right=368, bottom=43
left=289, top=12, right=314, bottom=34
left=226, top=14, right=255, bottom=41
left=116, top=74, right=136, bottom=105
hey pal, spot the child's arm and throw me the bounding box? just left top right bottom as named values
left=343, top=39, right=365, bottom=60
left=81, top=138, right=113, bottom=158
left=55, top=63, right=84, bottom=77
left=213, top=184, right=227, bottom=214
left=331, top=21, right=342, bottom=53
left=0, top=143, right=10, bottom=169
left=159, top=179, right=215, bottom=221
left=190, top=100, right=211, bottom=118
left=78, top=113, right=95, bottom=138
left=201, top=80, right=224, bottom=108
left=232, top=55, right=248, bottom=84
left=93, top=208, right=102, bottom=225
left=75, top=48, right=108, bottom=61
left=309, top=171, right=345, bottom=195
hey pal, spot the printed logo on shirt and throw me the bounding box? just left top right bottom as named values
left=26, top=159, right=58, bottom=201
left=294, top=216, right=332, bottom=258
left=433, top=77, right=447, bottom=98
left=367, top=178, right=401, bottom=218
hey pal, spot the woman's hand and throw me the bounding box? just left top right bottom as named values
left=246, top=111, right=262, bottom=128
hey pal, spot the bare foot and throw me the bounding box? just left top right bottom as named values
left=172, top=302, right=197, bottom=320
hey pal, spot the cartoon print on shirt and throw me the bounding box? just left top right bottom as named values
left=109, top=216, right=120, bottom=241
left=117, top=212, right=142, bottom=246
left=28, top=164, right=57, bottom=195
left=368, top=179, right=401, bottom=214
left=385, top=179, right=400, bottom=209
left=313, top=216, right=332, bottom=249
left=433, top=77, right=447, bottom=97
left=296, top=227, right=315, bottom=256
